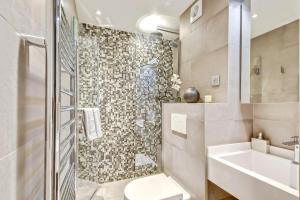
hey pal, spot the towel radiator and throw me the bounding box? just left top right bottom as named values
left=54, top=5, right=77, bottom=200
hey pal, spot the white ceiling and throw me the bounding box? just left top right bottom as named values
left=75, top=0, right=194, bottom=34
left=251, top=0, right=300, bottom=38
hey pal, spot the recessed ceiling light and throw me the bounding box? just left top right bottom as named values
left=252, top=14, right=258, bottom=19
left=96, top=10, right=102, bottom=15
left=138, top=15, right=165, bottom=33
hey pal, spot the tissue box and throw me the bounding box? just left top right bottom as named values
left=251, top=138, right=270, bottom=153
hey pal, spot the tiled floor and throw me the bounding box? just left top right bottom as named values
left=76, top=178, right=131, bottom=200
left=76, top=178, right=100, bottom=200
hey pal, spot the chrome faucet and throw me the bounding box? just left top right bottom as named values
left=282, top=136, right=299, bottom=164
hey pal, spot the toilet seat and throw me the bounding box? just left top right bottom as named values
left=124, top=173, right=191, bottom=200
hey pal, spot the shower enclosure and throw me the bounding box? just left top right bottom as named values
left=76, top=24, right=179, bottom=184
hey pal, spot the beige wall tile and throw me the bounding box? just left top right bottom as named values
left=0, top=138, right=45, bottom=200
left=180, top=4, right=229, bottom=103
left=253, top=103, right=299, bottom=149
left=206, top=9, right=229, bottom=53
left=0, top=17, right=22, bottom=159
left=180, top=23, right=207, bottom=63
left=180, top=61, right=193, bottom=94
left=204, top=103, right=253, bottom=121
left=163, top=103, right=253, bottom=199
left=192, top=0, right=228, bottom=32
left=189, top=46, right=228, bottom=103
left=0, top=20, right=46, bottom=159
left=180, top=7, right=192, bottom=40
left=0, top=0, right=47, bottom=198
left=253, top=119, right=298, bottom=149
left=180, top=0, right=229, bottom=38
left=169, top=146, right=206, bottom=200
left=253, top=103, right=298, bottom=121
left=0, top=0, right=46, bottom=36
left=178, top=2, right=251, bottom=199
left=205, top=119, right=253, bottom=146
left=162, top=104, right=205, bottom=200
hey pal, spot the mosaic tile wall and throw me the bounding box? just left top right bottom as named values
left=77, top=23, right=175, bottom=183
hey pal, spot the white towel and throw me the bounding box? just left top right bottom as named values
left=83, top=108, right=102, bottom=141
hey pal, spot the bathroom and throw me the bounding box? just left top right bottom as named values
left=0, top=0, right=299, bottom=200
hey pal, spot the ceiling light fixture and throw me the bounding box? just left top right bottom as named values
left=138, top=15, right=165, bottom=33
left=96, top=10, right=102, bottom=15
left=252, top=13, right=258, bottom=19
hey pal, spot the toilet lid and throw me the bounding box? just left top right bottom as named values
left=124, top=174, right=191, bottom=200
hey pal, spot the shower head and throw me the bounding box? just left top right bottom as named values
left=149, top=31, right=180, bottom=48
left=149, top=32, right=163, bottom=39
left=170, top=40, right=179, bottom=48
left=169, top=37, right=180, bottom=48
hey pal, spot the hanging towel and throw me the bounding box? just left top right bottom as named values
left=83, top=108, right=102, bottom=141
left=93, top=108, right=102, bottom=137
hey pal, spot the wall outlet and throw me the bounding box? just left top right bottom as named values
left=211, top=75, right=220, bottom=86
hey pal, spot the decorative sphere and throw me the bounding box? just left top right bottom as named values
left=183, top=87, right=200, bottom=103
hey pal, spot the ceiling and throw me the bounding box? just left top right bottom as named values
left=251, top=0, right=300, bottom=38
left=75, top=0, right=194, bottom=36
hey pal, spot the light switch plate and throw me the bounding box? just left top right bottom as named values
left=211, top=75, right=220, bottom=86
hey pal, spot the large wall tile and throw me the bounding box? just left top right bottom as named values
left=253, top=103, right=299, bottom=149
left=204, top=103, right=253, bottom=122
left=0, top=0, right=46, bottom=197
left=253, top=119, right=298, bottom=149
left=206, top=9, right=229, bottom=53
left=179, top=2, right=229, bottom=103
left=0, top=0, right=46, bottom=36
left=180, top=23, right=207, bottom=63
left=205, top=119, right=253, bottom=146
left=0, top=137, right=45, bottom=200
left=162, top=103, right=205, bottom=200
left=0, top=17, right=21, bottom=159
left=253, top=103, right=298, bottom=121
left=191, top=0, right=228, bottom=32
left=180, top=0, right=229, bottom=38
left=189, top=46, right=228, bottom=103
left=179, top=61, right=193, bottom=93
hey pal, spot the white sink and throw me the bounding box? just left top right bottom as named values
left=208, top=142, right=299, bottom=200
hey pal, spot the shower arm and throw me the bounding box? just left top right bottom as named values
left=156, top=26, right=179, bottom=35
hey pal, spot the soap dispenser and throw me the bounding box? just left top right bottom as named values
left=251, top=132, right=270, bottom=153
left=258, top=132, right=263, bottom=140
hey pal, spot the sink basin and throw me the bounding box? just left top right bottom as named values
left=208, top=142, right=299, bottom=200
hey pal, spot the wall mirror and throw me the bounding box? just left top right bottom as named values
left=241, top=0, right=300, bottom=103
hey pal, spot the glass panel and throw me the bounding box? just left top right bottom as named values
left=77, top=24, right=177, bottom=183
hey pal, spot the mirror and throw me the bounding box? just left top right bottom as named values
left=242, top=0, right=300, bottom=103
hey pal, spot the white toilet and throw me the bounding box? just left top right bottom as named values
left=124, top=173, right=191, bottom=200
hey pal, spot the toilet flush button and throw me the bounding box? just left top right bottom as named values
left=171, top=113, right=187, bottom=136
